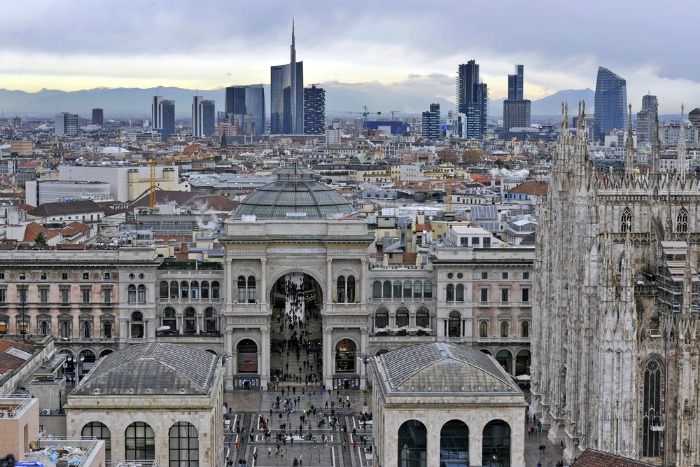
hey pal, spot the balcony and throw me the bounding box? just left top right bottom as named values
left=475, top=336, right=530, bottom=344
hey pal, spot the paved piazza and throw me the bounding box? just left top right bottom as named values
left=224, top=388, right=566, bottom=467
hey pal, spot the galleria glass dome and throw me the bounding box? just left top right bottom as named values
left=230, top=162, right=355, bottom=220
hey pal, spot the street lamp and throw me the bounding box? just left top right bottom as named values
left=358, top=353, right=372, bottom=408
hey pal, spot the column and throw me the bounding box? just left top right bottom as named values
left=224, top=329, right=234, bottom=390
left=426, top=421, right=441, bottom=467
left=469, top=423, right=483, bottom=467
left=360, top=329, right=368, bottom=389
left=359, top=258, right=366, bottom=304
left=261, top=259, right=267, bottom=305
left=326, top=259, right=332, bottom=306
left=324, top=327, right=333, bottom=389
left=225, top=259, right=233, bottom=310
left=260, top=325, right=270, bottom=388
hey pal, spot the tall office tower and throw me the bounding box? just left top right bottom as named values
left=456, top=60, right=488, bottom=139
left=636, top=94, right=658, bottom=145
left=91, top=108, right=104, bottom=126
left=503, top=64, right=531, bottom=134
left=421, top=103, right=440, bottom=141
left=192, top=96, right=203, bottom=137
left=303, top=85, right=325, bottom=135
left=225, top=85, right=266, bottom=135
left=55, top=112, right=79, bottom=136
left=271, top=23, right=304, bottom=134
left=152, top=96, right=175, bottom=141
left=593, top=66, right=627, bottom=142
left=689, top=108, right=700, bottom=136
left=202, top=100, right=215, bottom=137
left=507, top=64, right=524, bottom=100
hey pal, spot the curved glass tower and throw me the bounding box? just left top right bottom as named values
left=593, top=67, right=627, bottom=142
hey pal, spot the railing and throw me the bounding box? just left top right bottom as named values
left=31, top=436, right=102, bottom=467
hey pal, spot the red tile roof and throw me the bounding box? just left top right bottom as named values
left=0, top=340, right=37, bottom=374
left=572, top=449, right=655, bottom=466
left=509, top=180, right=549, bottom=196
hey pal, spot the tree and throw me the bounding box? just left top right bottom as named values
left=34, top=232, right=48, bottom=247
left=437, top=148, right=458, bottom=165
left=462, top=149, right=484, bottom=165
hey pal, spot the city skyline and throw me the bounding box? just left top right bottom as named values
left=1, top=1, right=698, bottom=114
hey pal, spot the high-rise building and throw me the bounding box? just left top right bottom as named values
left=55, top=112, right=79, bottom=137
left=152, top=96, right=175, bottom=141
left=636, top=94, right=658, bottom=145
left=503, top=65, right=531, bottom=134
left=202, top=100, right=215, bottom=137
left=91, top=108, right=104, bottom=126
left=593, top=66, right=627, bottom=142
left=192, top=97, right=215, bottom=137
left=689, top=107, right=700, bottom=136
left=271, top=23, right=303, bottom=134
left=421, top=103, right=440, bottom=141
left=456, top=60, right=488, bottom=139
left=303, top=85, right=325, bottom=135
left=225, top=85, right=266, bottom=135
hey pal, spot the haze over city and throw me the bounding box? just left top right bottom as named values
left=2, top=0, right=699, bottom=113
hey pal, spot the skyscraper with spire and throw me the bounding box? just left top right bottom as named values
left=271, top=22, right=304, bottom=134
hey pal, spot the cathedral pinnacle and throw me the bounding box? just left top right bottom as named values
left=625, top=104, right=634, bottom=175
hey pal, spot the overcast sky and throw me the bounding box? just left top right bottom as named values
left=2, top=0, right=698, bottom=113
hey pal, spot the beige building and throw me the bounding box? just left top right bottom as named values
left=66, top=343, right=225, bottom=466
left=372, top=343, right=526, bottom=467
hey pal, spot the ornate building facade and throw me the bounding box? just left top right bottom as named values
left=530, top=102, right=700, bottom=465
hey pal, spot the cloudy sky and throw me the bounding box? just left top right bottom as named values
left=2, top=0, right=698, bottom=113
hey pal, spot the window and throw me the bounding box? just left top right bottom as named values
left=396, top=307, right=409, bottom=328
left=446, top=284, right=454, bottom=302
left=479, top=320, right=488, bottom=338
left=423, top=281, right=433, bottom=299
left=169, top=422, right=199, bottom=466
left=0, top=289, right=5, bottom=304
left=677, top=208, right=688, bottom=233
left=480, top=288, right=489, bottom=302
left=130, top=311, right=144, bottom=338
left=0, top=316, right=7, bottom=334
left=237, top=276, right=246, bottom=303
left=483, top=237, right=491, bottom=248
left=82, top=321, right=91, bottom=339
left=81, top=288, right=91, bottom=304
left=82, top=272, right=89, bottom=280
left=456, top=284, right=464, bottom=302
left=448, top=311, right=461, bottom=337
left=103, top=321, right=112, bottom=339
left=501, top=288, right=509, bottom=302
left=522, top=288, right=530, bottom=302
left=374, top=308, right=389, bottom=329
left=201, top=281, right=210, bottom=299
left=190, top=281, right=200, bottom=299
left=170, top=281, right=179, bottom=299
left=60, top=288, right=70, bottom=305
left=416, top=306, right=430, bottom=328
left=501, top=320, right=510, bottom=337
left=502, top=272, right=509, bottom=280
left=180, top=281, right=189, bottom=299
left=393, top=281, right=402, bottom=299
left=102, top=288, right=112, bottom=305
left=125, top=422, right=155, bottom=461
left=18, top=287, right=27, bottom=305
left=0, top=273, right=4, bottom=280
left=403, top=281, right=412, bottom=300
left=40, top=272, right=47, bottom=280
left=472, top=237, right=480, bottom=246
left=621, top=207, right=632, bottom=233
left=204, top=307, right=217, bottom=333
left=62, top=272, right=68, bottom=280
left=523, top=272, right=530, bottom=280
left=383, top=281, right=392, bottom=299
left=162, top=307, right=176, bottom=332
left=372, top=281, right=382, bottom=299
left=82, top=422, right=111, bottom=462
left=184, top=308, right=196, bottom=334
left=337, top=276, right=346, bottom=303
left=40, top=288, right=49, bottom=304
left=127, top=285, right=136, bottom=303
left=137, top=285, right=146, bottom=303
left=40, top=321, right=50, bottom=336
left=19, top=273, right=25, bottom=280
left=160, top=281, right=169, bottom=299
left=642, top=359, right=663, bottom=457
left=103, top=272, right=111, bottom=281
left=413, top=281, right=422, bottom=299
left=521, top=321, right=530, bottom=338
left=481, top=271, right=488, bottom=280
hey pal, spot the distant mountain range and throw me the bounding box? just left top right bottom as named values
left=0, top=85, right=680, bottom=122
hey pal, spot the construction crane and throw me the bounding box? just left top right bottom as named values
left=390, top=110, right=402, bottom=120
left=149, top=150, right=157, bottom=208
left=332, top=106, right=383, bottom=135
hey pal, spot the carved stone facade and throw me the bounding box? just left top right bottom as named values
left=531, top=102, right=700, bottom=465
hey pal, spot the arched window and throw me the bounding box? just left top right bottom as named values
left=130, top=311, right=144, bottom=338
left=337, top=276, right=346, bottom=303
left=180, top=281, right=189, bottom=299
left=159, top=281, right=169, bottom=299
left=137, top=284, right=146, bottom=303
left=201, top=281, right=210, bottom=299
left=335, top=339, right=356, bottom=373
left=621, top=207, right=632, bottom=233
left=403, top=281, right=412, bottom=299
left=393, top=281, right=402, bottom=298
left=375, top=307, right=389, bottom=329
left=184, top=307, right=196, bottom=334
left=423, top=281, right=433, bottom=299
left=347, top=276, right=356, bottom=303
left=190, top=281, right=200, bottom=299
left=237, top=276, right=246, bottom=303
left=372, top=281, right=382, bottom=299
left=396, top=307, right=409, bottom=328
left=456, top=284, right=464, bottom=302
left=82, top=422, right=111, bottom=462
left=383, top=280, right=392, bottom=299
left=244, top=278, right=252, bottom=303
left=40, top=321, right=50, bottom=336
left=449, top=311, right=461, bottom=337
left=162, top=307, right=176, bottom=332
left=60, top=319, right=71, bottom=339
left=398, top=420, right=427, bottom=466
left=501, top=320, right=510, bottom=337
left=103, top=321, right=112, bottom=339
left=212, top=280, right=220, bottom=299
left=170, top=281, right=179, bottom=299
left=204, top=307, right=217, bottom=333
left=479, top=320, right=488, bottom=338
left=440, top=420, right=469, bottom=466
left=237, top=339, right=258, bottom=373
left=416, top=306, right=430, bottom=328
left=677, top=208, right=689, bottom=233
left=413, top=280, right=422, bottom=299
left=125, top=422, right=155, bottom=460
left=169, top=422, right=199, bottom=466
left=482, top=420, right=511, bottom=466
left=446, top=284, right=454, bottom=302
left=82, top=321, right=91, bottom=339
left=127, top=285, right=136, bottom=303
left=642, top=359, right=663, bottom=458
left=521, top=321, right=529, bottom=338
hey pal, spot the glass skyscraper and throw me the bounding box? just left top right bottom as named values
left=271, top=24, right=303, bottom=134
left=593, top=67, right=627, bottom=142
left=456, top=60, right=488, bottom=139
left=225, top=85, right=265, bottom=135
